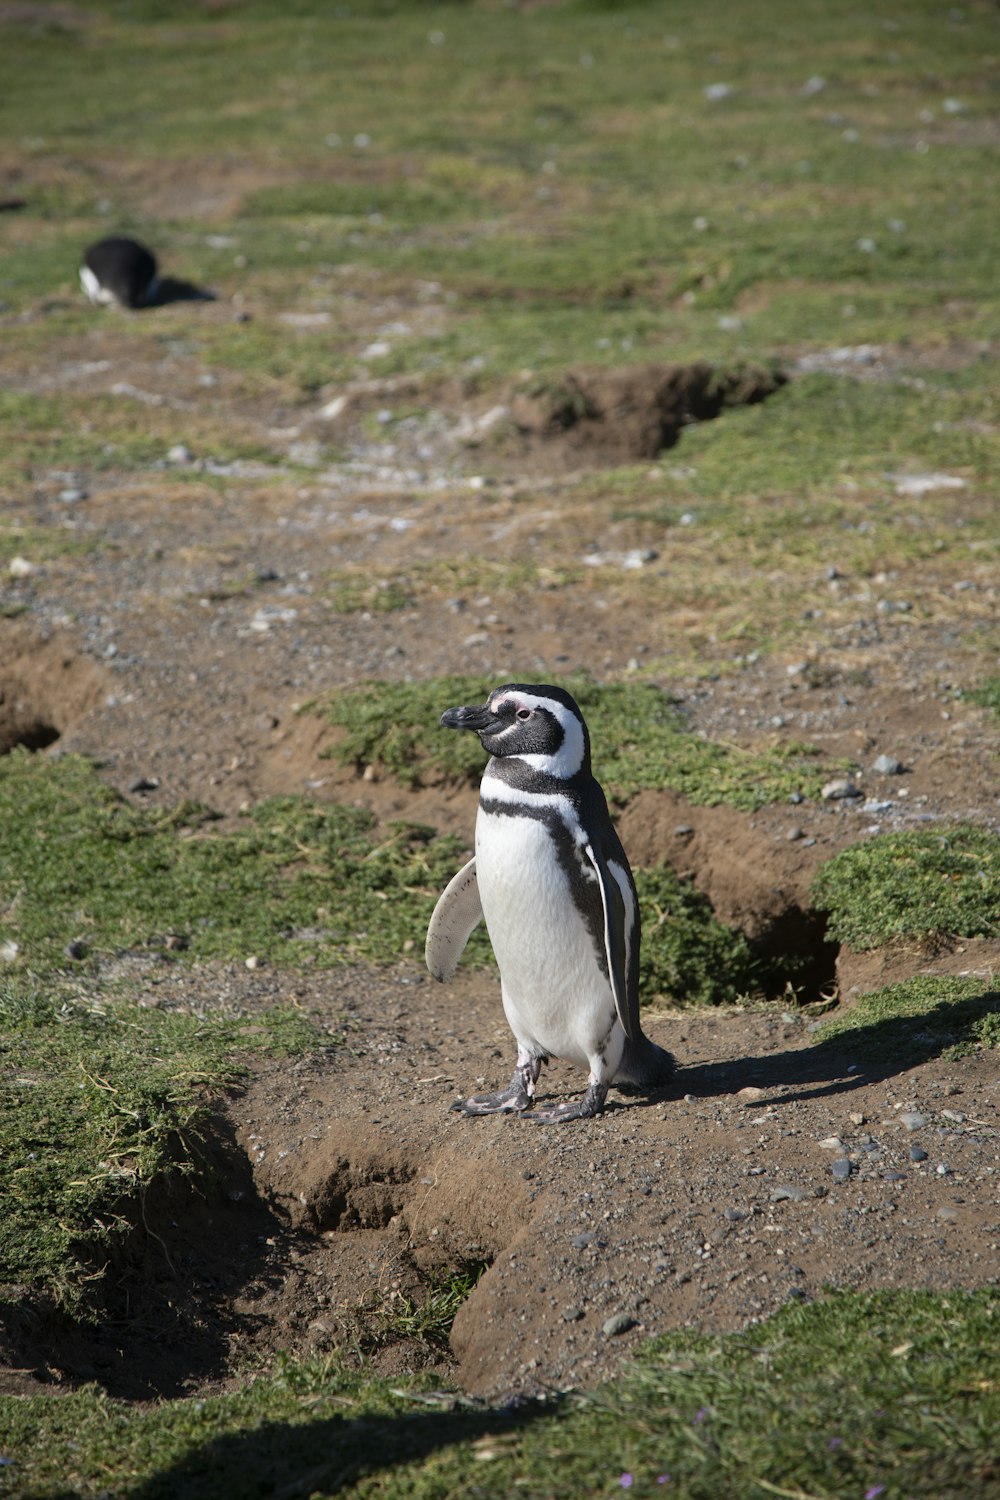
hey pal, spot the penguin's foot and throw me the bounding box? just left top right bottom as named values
left=457, top=1065, right=536, bottom=1116
left=526, top=1081, right=608, bottom=1124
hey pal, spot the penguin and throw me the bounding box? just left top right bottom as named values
left=426, top=682, right=675, bottom=1122
left=79, top=236, right=160, bottom=309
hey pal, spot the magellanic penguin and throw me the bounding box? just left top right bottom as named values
left=79, top=236, right=160, bottom=309
left=426, top=683, right=675, bottom=1122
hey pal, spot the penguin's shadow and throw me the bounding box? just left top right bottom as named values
left=65, top=1400, right=547, bottom=1500
left=148, top=276, right=216, bottom=306
left=635, top=983, right=1000, bottom=1110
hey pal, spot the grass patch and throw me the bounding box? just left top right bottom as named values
left=0, top=750, right=491, bottom=975
left=317, top=675, right=833, bottom=809
left=0, top=977, right=315, bottom=1309
left=0, top=751, right=777, bottom=1007
left=636, top=866, right=761, bottom=1008
left=965, top=675, right=1000, bottom=722
left=816, top=975, right=1000, bottom=1064
left=0, top=1288, right=996, bottom=1498
left=811, top=824, right=1000, bottom=951
left=360, top=1263, right=490, bottom=1356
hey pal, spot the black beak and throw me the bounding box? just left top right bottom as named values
left=441, top=702, right=494, bottom=733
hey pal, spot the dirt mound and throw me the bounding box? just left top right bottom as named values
left=508, top=360, right=787, bottom=463
left=0, top=626, right=108, bottom=756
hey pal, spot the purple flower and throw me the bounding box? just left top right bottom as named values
left=828, top=1437, right=845, bottom=1451
left=657, top=1476, right=671, bottom=1485
left=864, top=1488, right=886, bottom=1499
left=693, top=1406, right=710, bottom=1424
left=620, top=1476, right=633, bottom=1490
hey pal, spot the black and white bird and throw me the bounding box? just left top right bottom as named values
left=79, top=236, right=160, bottom=309
left=426, top=683, right=675, bottom=1122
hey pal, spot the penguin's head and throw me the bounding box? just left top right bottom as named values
left=441, top=683, right=590, bottom=778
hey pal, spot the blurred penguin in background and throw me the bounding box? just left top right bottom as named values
left=79, top=236, right=160, bottom=309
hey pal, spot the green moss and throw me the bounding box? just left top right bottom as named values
left=318, top=675, right=831, bottom=809
left=0, top=751, right=489, bottom=975
left=636, top=866, right=760, bottom=1007
left=811, top=825, right=1000, bottom=951
left=966, top=676, right=1000, bottom=722
left=817, top=976, right=1000, bottom=1064
left=0, top=978, right=315, bottom=1307
left=1, top=1289, right=996, bottom=1498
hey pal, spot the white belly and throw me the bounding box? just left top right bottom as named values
left=475, top=805, right=620, bottom=1069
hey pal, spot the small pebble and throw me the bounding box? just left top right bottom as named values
left=873, top=754, right=903, bottom=775
left=129, top=775, right=160, bottom=794
left=770, top=1185, right=809, bottom=1203
left=940, top=1109, right=966, bottom=1124
left=899, top=1111, right=927, bottom=1131
left=167, top=443, right=193, bottom=464
left=786, top=826, right=805, bottom=842
left=737, top=1086, right=769, bottom=1104
left=570, top=1233, right=599, bottom=1249
left=909, top=1146, right=928, bottom=1162
left=724, top=1207, right=746, bottom=1222
left=57, top=487, right=88, bottom=503
left=831, top=1158, right=852, bottom=1181
left=562, top=1306, right=584, bottom=1323
left=937, top=1206, right=958, bottom=1221
left=602, top=1313, right=635, bottom=1337
left=821, top=778, right=862, bottom=801
left=819, top=1136, right=844, bottom=1150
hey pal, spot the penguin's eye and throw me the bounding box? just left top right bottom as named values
left=516, top=707, right=532, bottom=721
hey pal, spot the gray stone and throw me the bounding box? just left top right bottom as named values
left=899, top=1110, right=927, bottom=1131
left=909, top=1146, right=928, bottom=1162
left=770, top=1185, right=809, bottom=1203
left=821, top=778, right=862, bottom=801
left=831, top=1158, right=852, bottom=1181
left=602, top=1313, right=635, bottom=1337
left=872, top=753, right=904, bottom=775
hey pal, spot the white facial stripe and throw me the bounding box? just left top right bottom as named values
left=488, top=693, right=585, bottom=779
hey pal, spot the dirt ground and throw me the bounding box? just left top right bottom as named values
left=1, top=299, right=999, bottom=1405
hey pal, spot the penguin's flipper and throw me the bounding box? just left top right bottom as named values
left=425, top=857, right=482, bottom=981
left=583, top=844, right=640, bottom=1042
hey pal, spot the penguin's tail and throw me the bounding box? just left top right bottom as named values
left=615, top=1032, right=676, bottom=1093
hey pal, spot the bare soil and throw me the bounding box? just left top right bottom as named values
left=1, top=301, right=999, bottom=1405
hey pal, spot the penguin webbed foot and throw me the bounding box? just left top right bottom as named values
left=456, top=1066, right=534, bottom=1116
left=525, top=1081, right=608, bottom=1124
